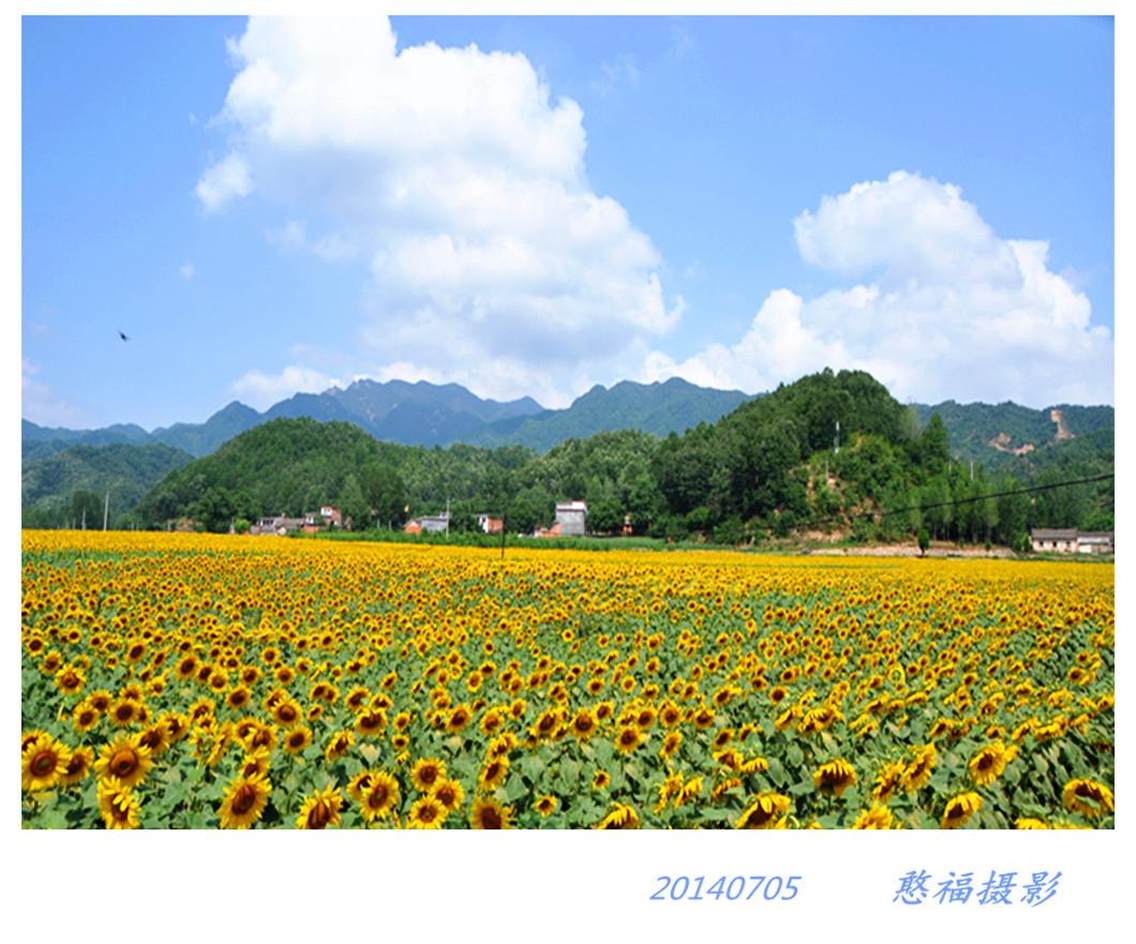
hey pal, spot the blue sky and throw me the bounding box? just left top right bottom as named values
left=22, top=15, right=1114, bottom=430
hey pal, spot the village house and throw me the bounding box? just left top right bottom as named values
left=404, top=512, right=450, bottom=534
left=250, top=514, right=304, bottom=536
left=476, top=514, right=504, bottom=535
left=301, top=506, right=343, bottom=533
left=534, top=522, right=562, bottom=539
left=554, top=500, right=588, bottom=537
left=1030, top=528, right=1114, bottom=555
left=1074, top=531, right=1115, bottom=555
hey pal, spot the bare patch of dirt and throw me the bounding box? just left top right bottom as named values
left=988, top=432, right=1035, bottom=456
left=1050, top=408, right=1073, bottom=441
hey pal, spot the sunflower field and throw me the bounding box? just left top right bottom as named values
left=21, top=531, right=1114, bottom=829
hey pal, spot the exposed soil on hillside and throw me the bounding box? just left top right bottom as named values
left=1050, top=408, right=1073, bottom=441
left=988, top=432, right=1035, bottom=456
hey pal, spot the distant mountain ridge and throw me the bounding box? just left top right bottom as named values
left=21, top=376, right=753, bottom=456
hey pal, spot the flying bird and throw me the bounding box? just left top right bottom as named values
left=118, top=331, right=130, bottom=342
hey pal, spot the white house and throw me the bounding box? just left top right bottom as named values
left=1030, top=528, right=1113, bottom=554
left=555, top=500, right=588, bottom=537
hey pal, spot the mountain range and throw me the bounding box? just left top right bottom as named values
left=22, top=376, right=752, bottom=457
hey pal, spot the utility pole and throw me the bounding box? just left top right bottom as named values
left=501, top=511, right=507, bottom=560
left=81, top=507, right=86, bottom=531
left=834, top=420, right=840, bottom=455
left=103, top=490, right=110, bottom=531
left=445, top=497, right=450, bottom=535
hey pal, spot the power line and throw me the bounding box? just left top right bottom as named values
left=807, top=472, right=1114, bottom=529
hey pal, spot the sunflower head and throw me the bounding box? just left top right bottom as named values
left=360, top=772, right=401, bottom=823
left=597, top=803, right=640, bottom=830
left=97, top=777, right=141, bottom=830
left=219, top=774, right=272, bottom=829
left=1062, top=778, right=1114, bottom=819
left=22, top=735, right=71, bottom=792
left=735, top=793, right=791, bottom=829
left=409, top=796, right=447, bottom=829
left=296, top=786, right=344, bottom=830
left=813, top=759, right=857, bottom=796
left=852, top=803, right=894, bottom=830
left=941, top=791, right=983, bottom=829
left=470, top=796, right=512, bottom=829
left=95, top=733, right=153, bottom=789
left=411, top=757, right=447, bottom=792
left=431, top=778, right=465, bottom=814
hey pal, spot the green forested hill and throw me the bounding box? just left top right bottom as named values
left=910, top=400, right=1113, bottom=466
left=22, top=442, right=194, bottom=528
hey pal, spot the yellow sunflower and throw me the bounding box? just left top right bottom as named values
left=218, top=774, right=272, bottom=829
left=597, top=803, right=640, bottom=829
left=478, top=756, right=509, bottom=792
left=614, top=725, right=644, bottom=754
left=533, top=794, right=558, bottom=817
left=22, top=735, right=70, bottom=791
left=324, top=729, right=355, bottom=763
left=355, top=709, right=387, bottom=739
left=871, top=760, right=906, bottom=803
left=97, top=777, right=141, bottom=830
left=735, top=793, right=791, bottom=829
left=295, top=786, right=344, bottom=829
left=94, top=733, right=153, bottom=788
left=282, top=725, right=313, bottom=756
left=941, top=791, right=982, bottom=829
left=107, top=697, right=138, bottom=727
left=901, top=744, right=937, bottom=793
left=570, top=708, right=598, bottom=740
left=813, top=759, right=857, bottom=796
left=409, top=796, right=447, bottom=829
left=470, top=796, right=512, bottom=829
left=360, top=772, right=401, bottom=824
left=1062, top=779, right=1114, bottom=819
left=431, top=778, right=465, bottom=814
left=852, top=804, right=894, bottom=830
left=967, top=741, right=1016, bottom=787
left=411, top=757, right=447, bottom=793
left=58, top=747, right=93, bottom=787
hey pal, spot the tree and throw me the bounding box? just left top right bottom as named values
left=339, top=473, right=370, bottom=531
left=915, top=414, right=950, bottom=474
left=69, top=490, right=103, bottom=529
left=360, top=462, right=408, bottom=529
left=192, top=486, right=235, bottom=533
left=917, top=527, right=930, bottom=556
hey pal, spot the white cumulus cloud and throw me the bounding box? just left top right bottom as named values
left=195, top=152, right=251, bottom=212
left=646, top=171, right=1112, bottom=407
left=201, top=16, right=680, bottom=405
left=231, top=364, right=344, bottom=410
